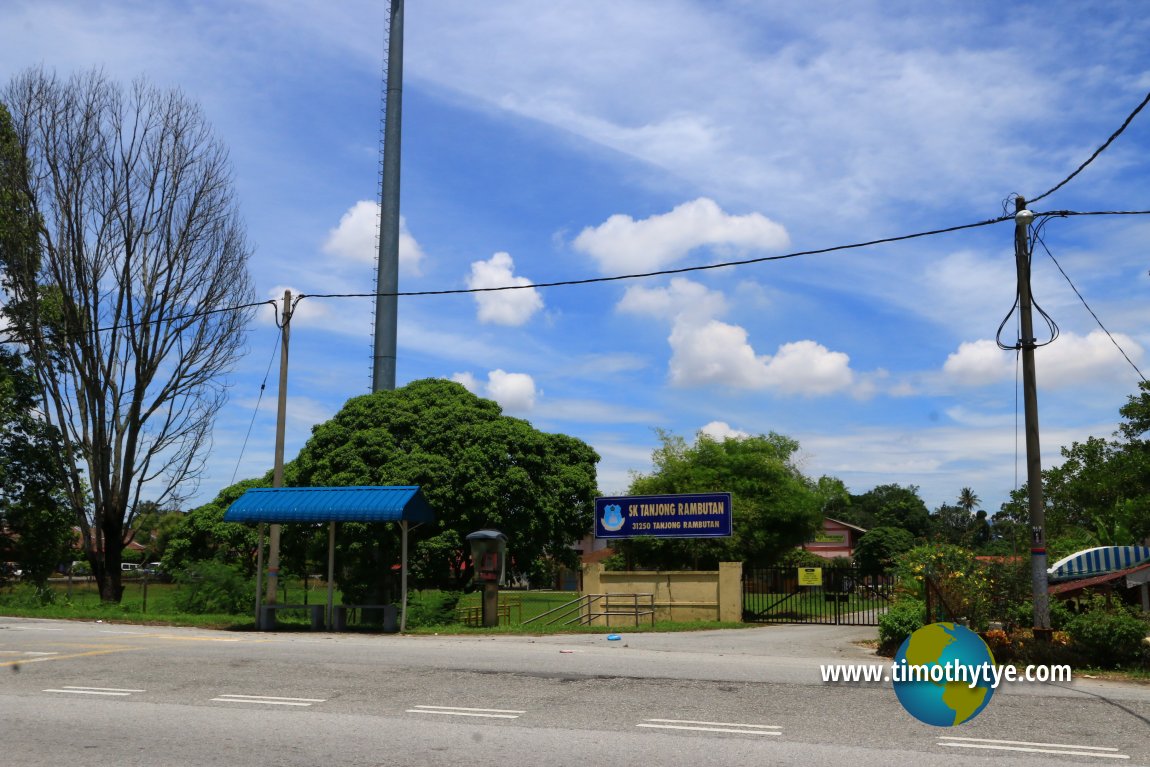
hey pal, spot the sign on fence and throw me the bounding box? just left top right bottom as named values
left=797, top=567, right=823, bottom=586
left=594, top=493, right=732, bottom=539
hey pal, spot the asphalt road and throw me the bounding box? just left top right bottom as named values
left=2, top=617, right=1148, bottom=766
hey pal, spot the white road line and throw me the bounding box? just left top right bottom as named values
left=638, top=724, right=781, bottom=735
left=11, top=626, right=63, bottom=631
left=644, top=719, right=781, bottom=730
left=939, top=737, right=1128, bottom=759
left=24, top=651, right=59, bottom=656
left=638, top=719, right=781, bottom=736
left=44, top=689, right=134, bottom=696
left=408, top=705, right=525, bottom=719
left=62, top=686, right=145, bottom=692
left=212, top=694, right=325, bottom=707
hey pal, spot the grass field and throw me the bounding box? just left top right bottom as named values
left=0, top=580, right=749, bottom=634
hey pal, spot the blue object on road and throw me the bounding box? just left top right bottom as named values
left=607, top=634, right=622, bottom=641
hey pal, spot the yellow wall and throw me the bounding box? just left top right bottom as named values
left=581, top=562, right=743, bottom=625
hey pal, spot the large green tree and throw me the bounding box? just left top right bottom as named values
left=286, top=378, right=599, bottom=593
left=616, top=430, right=824, bottom=569
left=1041, top=382, right=1150, bottom=544
left=851, top=483, right=932, bottom=539
left=0, top=347, right=74, bottom=588
left=1, top=69, right=254, bottom=602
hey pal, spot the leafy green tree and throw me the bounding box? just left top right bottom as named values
left=854, top=526, right=915, bottom=575
left=931, top=503, right=971, bottom=546
left=616, top=429, right=823, bottom=569
left=0, top=347, right=73, bottom=588
left=851, top=484, right=932, bottom=539
left=163, top=479, right=263, bottom=575
left=289, top=379, right=599, bottom=592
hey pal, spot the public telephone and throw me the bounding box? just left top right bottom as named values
left=466, top=529, right=507, bottom=586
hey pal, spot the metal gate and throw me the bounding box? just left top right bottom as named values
left=743, top=566, right=894, bottom=625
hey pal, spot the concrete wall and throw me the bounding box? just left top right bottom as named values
left=581, top=562, right=743, bottom=625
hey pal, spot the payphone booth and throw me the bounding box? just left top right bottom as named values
left=466, top=529, right=507, bottom=627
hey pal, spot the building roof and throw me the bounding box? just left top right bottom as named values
left=1048, top=560, right=1150, bottom=596
left=824, top=517, right=868, bottom=534
left=224, top=486, right=435, bottom=524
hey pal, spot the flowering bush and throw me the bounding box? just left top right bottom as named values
left=894, top=544, right=991, bottom=629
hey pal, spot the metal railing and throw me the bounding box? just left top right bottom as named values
left=522, top=593, right=656, bottom=627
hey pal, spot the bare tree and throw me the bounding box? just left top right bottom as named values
left=1, top=68, right=256, bottom=601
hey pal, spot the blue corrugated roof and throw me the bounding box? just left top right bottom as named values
left=224, top=486, right=434, bottom=524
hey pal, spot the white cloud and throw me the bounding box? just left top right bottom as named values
left=453, top=369, right=538, bottom=412
left=617, top=277, right=728, bottom=322
left=943, top=339, right=1012, bottom=386
left=466, top=252, right=544, bottom=326
left=451, top=372, right=481, bottom=394
left=943, top=331, right=1143, bottom=389
left=573, top=198, right=789, bottom=273
left=699, top=421, right=749, bottom=441
left=485, top=369, right=538, bottom=412
left=322, top=201, right=425, bottom=275
left=669, top=319, right=855, bottom=396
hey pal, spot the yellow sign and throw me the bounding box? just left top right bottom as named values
left=797, top=567, right=823, bottom=586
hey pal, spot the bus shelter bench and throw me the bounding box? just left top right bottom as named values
left=333, top=604, right=398, bottom=633
left=259, top=603, right=325, bottom=631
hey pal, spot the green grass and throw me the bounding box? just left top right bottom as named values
left=0, top=576, right=337, bottom=630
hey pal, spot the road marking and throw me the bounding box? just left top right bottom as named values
left=98, top=631, right=251, bottom=642
left=0, top=646, right=140, bottom=667
left=9, top=626, right=63, bottom=631
left=212, top=694, right=326, bottom=707
left=44, top=686, right=144, bottom=696
left=638, top=719, right=781, bottom=736
left=407, top=705, right=525, bottom=719
left=939, top=736, right=1129, bottom=759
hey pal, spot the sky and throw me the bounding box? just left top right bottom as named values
left=2, top=1, right=1149, bottom=516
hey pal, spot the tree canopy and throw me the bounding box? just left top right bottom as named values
left=0, top=347, right=73, bottom=588
left=174, top=379, right=600, bottom=596
left=614, top=430, right=824, bottom=569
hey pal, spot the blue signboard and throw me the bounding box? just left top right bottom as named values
left=595, top=493, right=732, bottom=539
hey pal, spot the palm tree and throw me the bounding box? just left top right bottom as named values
left=957, top=487, right=980, bottom=515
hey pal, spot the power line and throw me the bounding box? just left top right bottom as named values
left=1028, top=89, right=1150, bottom=206
left=9, top=209, right=1150, bottom=335
left=301, top=215, right=1012, bottom=302
left=1031, top=227, right=1147, bottom=383
left=229, top=332, right=282, bottom=486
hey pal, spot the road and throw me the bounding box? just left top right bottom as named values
left=1, top=617, right=1148, bottom=766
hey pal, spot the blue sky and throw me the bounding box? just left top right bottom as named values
left=3, top=1, right=1148, bottom=515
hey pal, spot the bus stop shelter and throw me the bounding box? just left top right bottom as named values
left=224, top=486, right=435, bottom=631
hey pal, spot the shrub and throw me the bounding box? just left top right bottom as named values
left=1066, top=603, right=1148, bottom=669
left=405, top=591, right=462, bottom=627
left=878, top=599, right=925, bottom=654
left=0, top=583, right=58, bottom=607
left=173, top=560, right=252, bottom=615
left=776, top=548, right=829, bottom=568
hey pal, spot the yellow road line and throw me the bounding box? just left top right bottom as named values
left=0, top=646, right=141, bottom=666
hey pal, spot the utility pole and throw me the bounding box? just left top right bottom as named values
left=266, top=289, right=292, bottom=612
left=1013, top=198, right=1052, bottom=635
left=372, top=0, right=404, bottom=393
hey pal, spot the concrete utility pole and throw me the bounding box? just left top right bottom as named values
left=372, top=0, right=404, bottom=393
left=266, top=289, right=292, bottom=610
left=1013, top=198, right=1051, bottom=634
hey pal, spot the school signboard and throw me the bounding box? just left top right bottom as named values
left=594, top=492, right=732, bottom=539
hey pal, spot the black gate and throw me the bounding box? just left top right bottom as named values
left=743, top=566, right=894, bottom=625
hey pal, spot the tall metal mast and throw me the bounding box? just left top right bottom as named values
left=372, top=0, right=404, bottom=392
